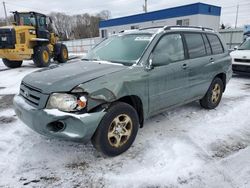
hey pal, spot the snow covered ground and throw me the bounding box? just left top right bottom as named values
left=0, top=59, right=250, bottom=188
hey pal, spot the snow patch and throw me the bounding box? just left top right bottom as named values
left=1, top=58, right=250, bottom=187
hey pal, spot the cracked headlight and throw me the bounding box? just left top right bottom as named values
left=47, top=93, right=87, bottom=112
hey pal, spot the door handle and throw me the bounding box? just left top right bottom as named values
left=182, top=63, right=188, bottom=69
left=210, top=58, right=215, bottom=63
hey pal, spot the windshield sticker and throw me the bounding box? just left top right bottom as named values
left=135, top=36, right=152, bottom=41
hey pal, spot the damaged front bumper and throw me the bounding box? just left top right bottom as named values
left=13, top=95, right=106, bottom=142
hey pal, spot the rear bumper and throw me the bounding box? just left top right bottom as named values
left=13, top=95, right=106, bottom=142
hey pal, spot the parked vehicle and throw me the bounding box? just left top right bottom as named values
left=230, top=38, right=250, bottom=74
left=0, top=11, right=68, bottom=68
left=14, top=26, right=232, bottom=156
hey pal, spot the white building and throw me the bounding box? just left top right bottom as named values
left=99, top=3, right=221, bottom=38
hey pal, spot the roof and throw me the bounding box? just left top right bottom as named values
left=13, top=11, right=47, bottom=17
left=100, top=3, right=221, bottom=28
left=118, top=26, right=215, bottom=36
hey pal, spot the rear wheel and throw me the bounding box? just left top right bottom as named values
left=56, top=44, right=68, bottom=63
left=92, top=102, right=139, bottom=156
left=2, top=58, right=22, bottom=68
left=33, top=45, right=51, bottom=67
left=200, top=77, right=224, bottom=109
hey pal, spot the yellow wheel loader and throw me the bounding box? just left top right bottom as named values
left=0, top=11, right=68, bottom=68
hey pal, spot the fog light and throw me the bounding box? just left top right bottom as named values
left=47, top=121, right=65, bottom=132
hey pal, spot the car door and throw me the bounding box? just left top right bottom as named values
left=206, top=33, right=228, bottom=76
left=148, top=33, right=189, bottom=116
left=183, top=32, right=213, bottom=100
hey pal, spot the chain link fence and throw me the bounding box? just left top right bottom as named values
left=62, top=37, right=103, bottom=55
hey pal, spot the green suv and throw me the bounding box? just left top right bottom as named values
left=14, top=26, right=232, bottom=156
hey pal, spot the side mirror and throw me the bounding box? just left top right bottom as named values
left=234, top=46, right=238, bottom=50
left=150, top=53, right=171, bottom=67
left=145, top=59, right=153, bottom=70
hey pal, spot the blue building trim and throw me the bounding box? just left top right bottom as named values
left=100, top=3, right=221, bottom=28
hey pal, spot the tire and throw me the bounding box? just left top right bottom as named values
left=2, top=58, right=22, bottom=68
left=56, top=44, right=68, bottom=63
left=200, top=77, right=224, bottom=109
left=91, top=102, right=139, bottom=157
left=33, top=45, right=51, bottom=67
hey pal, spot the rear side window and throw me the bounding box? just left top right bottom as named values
left=206, top=34, right=224, bottom=54
left=202, top=34, right=212, bottom=55
left=184, top=33, right=206, bottom=59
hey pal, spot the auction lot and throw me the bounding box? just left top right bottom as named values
left=0, top=60, right=250, bottom=188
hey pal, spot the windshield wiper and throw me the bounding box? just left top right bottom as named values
left=81, top=58, right=133, bottom=66
left=110, top=60, right=134, bottom=66
left=81, top=58, right=99, bottom=61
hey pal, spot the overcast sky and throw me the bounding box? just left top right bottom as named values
left=1, top=0, right=250, bottom=27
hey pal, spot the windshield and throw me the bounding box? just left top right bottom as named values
left=238, top=39, right=250, bottom=50
left=85, top=34, right=152, bottom=65
left=18, top=14, right=36, bottom=26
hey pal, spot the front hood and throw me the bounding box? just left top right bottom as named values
left=230, top=50, right=250, bottom=58
left=22, top=61, right=127, bottom=94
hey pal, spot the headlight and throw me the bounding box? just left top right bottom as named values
left=29, top=29, right=36, bottom=35
left=47, top=93, right=87, bottom=112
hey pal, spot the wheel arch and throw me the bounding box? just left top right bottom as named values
left=117, top=95, right=144, bottom=128
left=215, top=73, right=226, bottom=92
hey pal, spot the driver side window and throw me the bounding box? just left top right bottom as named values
left=153, top=34, right=185, bottom=65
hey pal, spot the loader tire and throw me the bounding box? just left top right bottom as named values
left=2, top=58, right=22, bottom=68
left=33, top=46, right=51, bottom=67
left=56, top=44, right=68, bottom=63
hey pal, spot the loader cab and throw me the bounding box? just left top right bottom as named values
left=13, top=11, right=51, bottom=40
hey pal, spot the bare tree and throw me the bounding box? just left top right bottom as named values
left=97, top=10, right=111, bottom=20
left=0, top=10, right=111, bottom=40
left=49, top=12, right=73, bottom=40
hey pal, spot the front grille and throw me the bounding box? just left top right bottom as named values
left=0, top=28, right=16, bottom=49
left=20, top=32, right=25, bottom=44
left=234, top=58, right=250, bottom=63
left=233, top=64, right=250, bottom=73
left=20, top=82, right=43, bottom=108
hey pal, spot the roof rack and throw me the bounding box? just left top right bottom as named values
left=118, top=29, right=139, bottom=33
left=164, top=25, right=214, bottom=31
left=139, top=26, right=164, bottom=31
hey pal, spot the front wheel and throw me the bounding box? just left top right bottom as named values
left=2, top=58, right=23, bottom=68
left=200, top=77, right=224, bottom=109
left=33, top=46, right=51, bottom=67
left=92, top=102, right=139, bottom=156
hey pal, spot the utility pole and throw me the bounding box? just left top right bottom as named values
left=2, top=1, right=9, bottom=25
left=229, top=4, right=240, bottom=49
left=234, top=3, right=239, bottom=29
left=143, top=0, right=148, bottom=13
